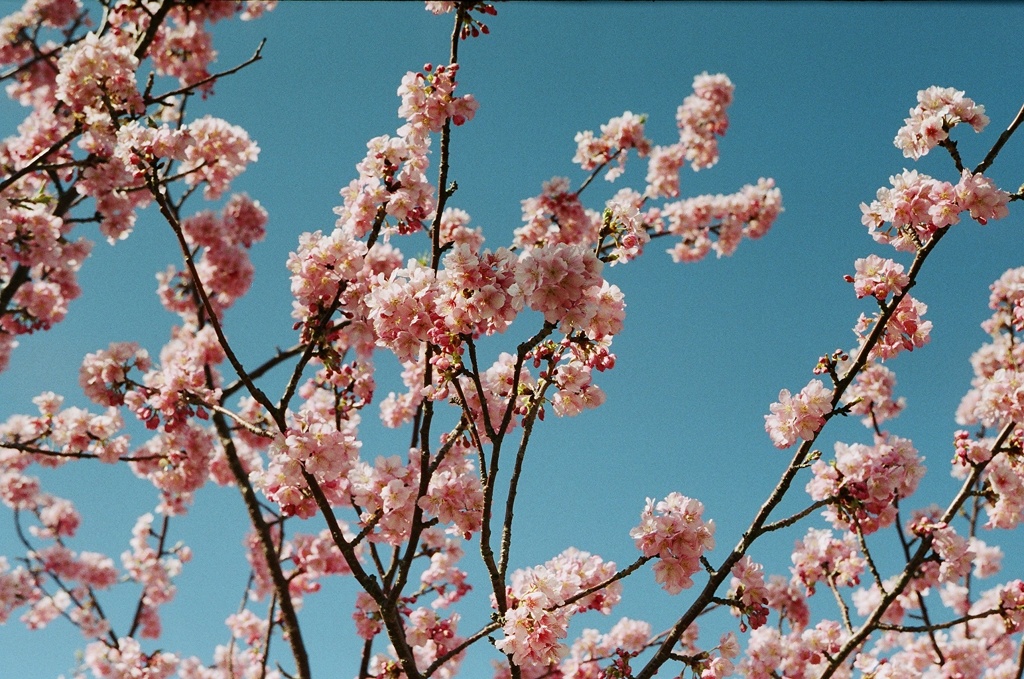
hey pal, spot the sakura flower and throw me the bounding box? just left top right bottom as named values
left=894, top=86, right=989, bottom=160
left=495, top=549, right=620, bottom=673
left=515, top=176, right=598, bottom=249
left=729, top=555, right=769, bottom=630
left=79, top=342, right=151, bottom=407
left=790, top=528, right=865, bottom=594
left=677, top=72, right=734, bottom=170
left=180, top=115, right=260, bottom=200
left=630, top=492, right=715, bottom=594
left=854, top=294, right=931, bottom=362
left=573, top=110, right=651, bottom=181
left=397, top=62, right=478, bottom=142
left=955, top=169, right=1010, bottom=225
left=845, top=254, right=908, bottom=301
left=54, top=32, right=142, bottom=118
left=603, top=194, right=650, bottom=264
left=764, top=379, right=832, bottom=449
left=845, top=362, right=905, bottom=426
left=806, top=434, right=924, bottom=534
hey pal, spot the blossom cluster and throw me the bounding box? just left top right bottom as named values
left=845, top=361, right=906, bottom=426
left=764, top=379, right=832, bottom=449
left=789, top=527, right=865, bottom=594
left=121, top=325, right=225, bottom=434
left=54, top=32, right=143, bottom=118
left=806, top=434, right=925, bottom=533
left=952, top=270, right=1024, bottom=435
left=335, top=63, right=476, bottom=240
left=0, top=199, right=91, bottom=349
left=853, top=294, right=932, bottom=362
left=558, top=617, right=654, bottom=678
left=515, top=176, right=598, bottom=249
left=630, top=492, right=715, bottom=594
left=729, top=555, right=770, bottom=631
left=1, top=390, right=129, bottom=467
left=573, top=110, right=651, bottom=182
left=860, top=168, right=1008, bottom=252
left=894, top=86, right=989, bottom=160
left=494, top=548, right=620, bottom=672
left=741, top=620, right=848, bottom=679
left=675, top=72, right=734, bottom=172
left=656, top=178, right=783, bottom=262
left=845, top=254, right=909, bottom=301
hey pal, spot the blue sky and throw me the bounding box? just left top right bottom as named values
left=3, top=2, right=1024, bottom=676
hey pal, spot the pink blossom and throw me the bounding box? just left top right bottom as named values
left=955, top=169, right=1010, bottom=225
left=894, top=86, right=989, bottom=160
left=495, top=548, right=620, bottom=673
left=970, top=368, right=1024, bottom=426
left=764, top=379, right=832, bottom=449
left=425, top=1, right=457, bottom=14
left=76, top=156, right=152, bottom=242
left=79, top=342, right=151, bottom=407
left=977, top=453, right=1024, bottom=529
left=603, top=193, right=650, bottom=264
left=791, top=528, right=865, bottom=595
left=846, top=254, right=909, bottom=301
left=288, top=227, right=368, bottom=323
left=120, top=513, right=189, bottom=635
left=985, top=267, right=1024, bottom=334
left=419, top=441, right=484, bottom=536
left=645, top=143, right=685, bottom=198
left=630, top=492, right=715, bottom=594
left=353, top=590, right=382, bottom=641
left=124, top=325, right=224, bottom=433
left=807, top=434, right=924, bottom=533
left=845, top=361, right=905, bottom=426
left=516, top=243, right=604, bottom=332
left=676, top=72, right=734, bottom=170
left=113, top=120, right=194, bottom=172
left=911, top=520, right=975, bottom=583
left=54, top=32, right=142, bottom=118
left=348, top=454, right=418, bottom=545
left=130, top=423, right=213, bottom=512
left=854, top=294, right=931, bottom=362
left=420, top=533, right=472, bottom=609
left=181, top=116, right=260, bottom=200
left=764, top=574, right=809, bottom=631
left=662, top=178, right=782, bottom=262
left=148, top=17, right=216, bottom=91
left=83, top=636, right=179, bottom=679
left=515, top=176, right=598, bottom=249
left=397, top=63, right=478, bottom=141
left=226, top=609, right=269, bottom=647
left=439, top=207, right=485, bottom=253
left=573, top=111, right=651, bottom=181
left=729, top=555, right=769, bottom=629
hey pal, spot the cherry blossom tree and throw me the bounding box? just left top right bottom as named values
left=1, top=1, right=1023, bottom=678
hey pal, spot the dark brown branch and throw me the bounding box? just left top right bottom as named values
left=148, top=176, right=277, bottom=420
left=819, top=420, right=1016, bottom=678
left=146, top=38, right=267, bottom=105
left=759, top=498, right=831, bottom=533
left=553, top=555, right=653, bottom=612
left=975, top=100, right=1024, bottom=175
left=223, top=343, right=306, bottom=398
left=498, top=376, right=555, bottom=581
left=212, top=413, right=310, bottom=679
left=0, top=121, right=81, bottom=194
left=424, top=621, right=501, bottom=677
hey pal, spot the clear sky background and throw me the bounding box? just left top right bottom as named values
left=3, top=2, right=1024, bottom=677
